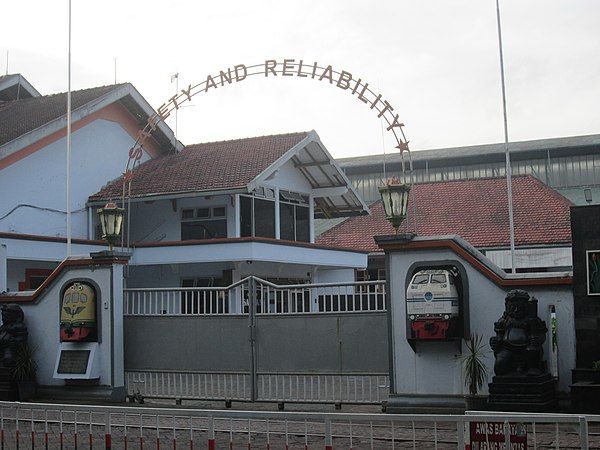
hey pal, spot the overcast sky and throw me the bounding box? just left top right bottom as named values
left=2, top=0, right=599, bottom=159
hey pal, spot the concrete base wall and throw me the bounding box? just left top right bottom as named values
left=377, top=235, right=575, bottom=402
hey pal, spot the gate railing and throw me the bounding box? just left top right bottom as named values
left=0, top=401, right=597, bottom=449
left=256, top=372, right=389, bottom=404
left=124, top=277, right=386, bottom=316
left=125, top=370, right=389, bottom=405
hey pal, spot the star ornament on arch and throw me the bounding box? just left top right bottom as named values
left=396, top=140, right=410, bottom=153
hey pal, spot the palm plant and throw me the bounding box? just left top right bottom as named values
left=463, top=334, right=489, bottom=396
left=11, top=343, right=37, bottom=382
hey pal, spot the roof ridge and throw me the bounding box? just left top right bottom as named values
left=185, top=131, right=310, bottom=148
left=0, top=83, right=128, bottom=109
left=47, top=83, right=129, bottom=98
left=518, top=173, right=575, bottom=206
left=411, top=173, right=534, bottom=187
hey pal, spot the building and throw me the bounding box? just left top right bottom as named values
left=0, top=74, right=585, bottom=406
left=338, top=134, right=600, bottom=206
left=318, top=175, right=574, bottom=277
left=314, top=134, right=600, bottom=276
left=0, top=75, right=369, bottom=297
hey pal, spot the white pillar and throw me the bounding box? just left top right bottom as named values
left=274, top=187, right=280, bottom=239
left=111, top=262, right=126, bottom=388
left=309, top=195, right=315, bottom=244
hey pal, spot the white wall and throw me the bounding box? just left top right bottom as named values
left=386, top=242, right=575, bottom=397
left=7, top=259, right=125, bottom=393
left=0, top=119, right=149, bottom=238
left=313, top=268, right=356, bottom=284
left=485, top=247, right=572, bottom=271
left=234, top=260, right=312, bottom=281
left=262, top=158, right=313, bottom=194
left=126, top=262, right=231, bottom=288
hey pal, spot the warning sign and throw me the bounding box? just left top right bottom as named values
left=469, top=422, right=527, bottom=450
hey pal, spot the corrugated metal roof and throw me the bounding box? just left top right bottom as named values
left=339, top=134, right=600, bottom=172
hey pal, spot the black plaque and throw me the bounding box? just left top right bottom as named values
left=57, top=350, right=90, bottom=374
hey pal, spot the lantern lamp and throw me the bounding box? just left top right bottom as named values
left=97, top=202, right=124, bottom=251
left=378, top=178, right=411, bottom=233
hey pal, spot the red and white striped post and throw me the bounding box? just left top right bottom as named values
left=14, top=407, right=19, bottom=450
left=139, top=414, right=144, bottom=450
left=30, top=409, right=35, bottom=450
left=104, top=412, right=112, bottom=450
left=73, top=411, right=78, bottom=450
left=207, top=416, right=215, bottom=450
left=155, top=415, right=160, bottom=450
left=266, top=419, right=270, bottom=450
left=324, top=419, right=333, bottom=450
left=89, top=412, right=94, bottom=450
left=44, top=412, right=49, bottom=450
left=172, top=416, right=176, bottom=450
left=59, top=410, right=64, bottom=450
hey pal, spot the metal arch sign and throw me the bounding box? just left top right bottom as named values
left=125, top=58, right=412, bottom=178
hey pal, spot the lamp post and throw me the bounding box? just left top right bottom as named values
left=97, top=202, right=124, bottom=252
left=378, top=177, right=411, bottom=234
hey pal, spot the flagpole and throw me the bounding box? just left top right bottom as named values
left=495, top=0, right=516, bottom=273
left=171, top=72, right=179, bottom=139
left=66, top=0, right=72, bottom=256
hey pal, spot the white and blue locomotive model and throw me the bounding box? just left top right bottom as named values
left=406, top=269, right=459, bottom=339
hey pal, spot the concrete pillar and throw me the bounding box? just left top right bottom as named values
left=0, top=244, right=6, bottom=293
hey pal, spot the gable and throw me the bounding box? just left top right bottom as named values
left=0, top=83, right=180, bottom=167
left=0, top=74, right=40, bottom=102
left=89, top=130, right=370, bottom=218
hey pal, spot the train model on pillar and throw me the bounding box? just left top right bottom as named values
left=406, top=269, right=460, bottom=339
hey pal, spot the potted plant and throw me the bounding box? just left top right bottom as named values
left=11, top=343, right=37, bottom=401
left=571, top=360, right=600, bottom=413
left=463, top=334, right=489, bottom=410
left=572, top=359, right=600, bottom=384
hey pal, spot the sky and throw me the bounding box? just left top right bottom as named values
left=2, top=0, right=599, bottom=159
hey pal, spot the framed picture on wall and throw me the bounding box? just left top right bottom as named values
left=587, top=250, right=600, bottom=295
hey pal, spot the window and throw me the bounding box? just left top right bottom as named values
left=279, top=190, right=310, bottom=242
left=18, top=268, right=53, bottom=291
left=240, top=188, right=309, bottom=241
left=181, top=207, right=227, bottom=240
left=412, top=274, right=429, bottom=285
left=240, top=188, right=276, bottom=238
left=254, top=198, right=275, bottom=237
left=430, top=273, right=446, bottom=284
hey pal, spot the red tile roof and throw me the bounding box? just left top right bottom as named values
left=317, top=175, right=573, bottom=251
left=90, top=132, right=309, bottom=201
left=0, top=84, right=126, bottom=147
